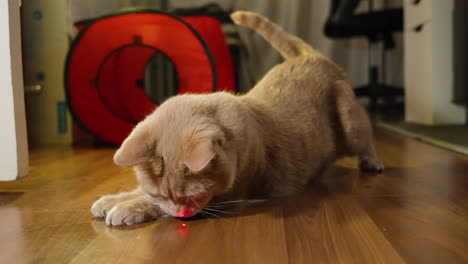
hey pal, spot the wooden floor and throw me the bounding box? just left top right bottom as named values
left=1, top=128, right=468, bottom=264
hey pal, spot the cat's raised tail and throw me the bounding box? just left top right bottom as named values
left=230, top=11, right=323, bottom=59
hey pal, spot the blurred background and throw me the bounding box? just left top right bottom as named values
left=19, top=0, right=468, bottom=155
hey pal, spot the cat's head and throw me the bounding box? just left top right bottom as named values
left=112, top=95, right=238, bottom=218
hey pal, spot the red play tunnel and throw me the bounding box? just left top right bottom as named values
left=65, top=10, right=236, bottom=145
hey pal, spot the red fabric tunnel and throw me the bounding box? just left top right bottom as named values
left=66, top=11, right=236, bottom=145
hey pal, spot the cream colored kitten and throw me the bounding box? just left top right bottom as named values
left=91, top=11, right=383, bottom=226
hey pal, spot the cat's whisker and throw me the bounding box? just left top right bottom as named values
left=210, top=200, right=249, bottom=205
left=204, top=207, right=236, bottom=215
left=200, top=211, right=220, bottom=220
left=201, top=210, right=235, bottom=225
left=211, top=199, right=267, bottom=205
left=206, top=204, right=234, bottom=209
left=205, top=204, right=233, bottom=209
left=201, top=210, right=219, bottom=218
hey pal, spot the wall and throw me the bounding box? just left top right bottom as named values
left=0, top=0, right=28, bottom=180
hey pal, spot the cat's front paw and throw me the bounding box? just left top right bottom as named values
left=91, top=195, right=120, bottom=218
left=105, top=200, right=160, bottom=226
left=359, top=158, right=384, bottom=173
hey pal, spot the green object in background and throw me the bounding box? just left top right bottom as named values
left=57, top=101, right=68, bottom=134
left=33, top=10, right=43, bottom=20
left=36, top=71, right=45, bottom=81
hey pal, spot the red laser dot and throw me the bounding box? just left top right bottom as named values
left=181, top=223, right=187, bottom=228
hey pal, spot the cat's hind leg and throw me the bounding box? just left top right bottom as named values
left=333, top=80, right=384, bottom=173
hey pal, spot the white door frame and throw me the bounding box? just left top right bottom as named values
left=0, top=0, right=29, bottom=181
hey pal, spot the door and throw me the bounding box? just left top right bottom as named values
left=0, top=0, right=29, bottom=181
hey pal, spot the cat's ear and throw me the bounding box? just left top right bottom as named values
left=114, top=132, right=150, bottom=167
left=183, top=140, right=215, bottom=172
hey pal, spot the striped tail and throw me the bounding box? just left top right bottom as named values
left=230, top=11, right=322, bottom=59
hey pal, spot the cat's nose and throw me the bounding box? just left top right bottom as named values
left=177, top=208, right=196, bottom=218
left=173, top=195, right=208, bottom=218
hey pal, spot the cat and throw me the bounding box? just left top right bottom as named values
left=91, top=11, right=383, bottom=226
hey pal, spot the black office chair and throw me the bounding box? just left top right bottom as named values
left=324, top=0, right=404, bottom=114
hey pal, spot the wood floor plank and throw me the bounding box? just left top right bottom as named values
left=360, top=195, right=468, bottom=264
left=0, top=128, right=468, bottom=263
left=69, top=208, right=290, bottom=264
left=282, top=190, right=404, bottom=264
